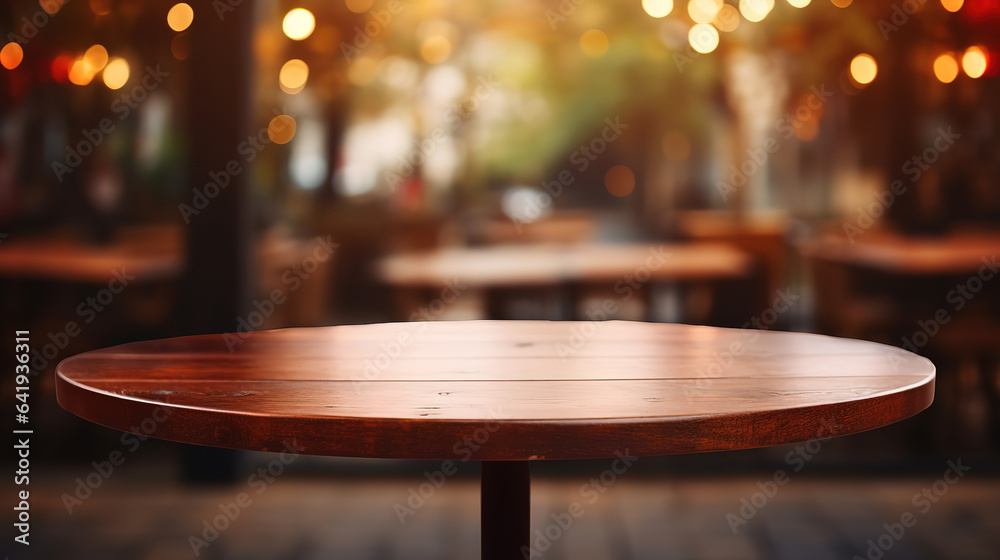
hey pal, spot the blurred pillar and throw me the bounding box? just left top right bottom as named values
left=174, top=0, right=256, bottom=482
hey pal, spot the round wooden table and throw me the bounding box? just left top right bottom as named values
left=56, top=321, right=935, bottom=560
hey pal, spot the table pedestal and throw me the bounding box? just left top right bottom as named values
left=481, top=461, right=530, bottom=560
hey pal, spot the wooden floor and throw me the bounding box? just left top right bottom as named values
left=26, top=466, right=1000, bottom=560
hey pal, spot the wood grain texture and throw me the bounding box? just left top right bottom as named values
left=376, top=243, right=751, bottom=288
left=56, top=321, right=934, bottom=461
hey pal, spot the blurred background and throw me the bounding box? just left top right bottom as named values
left=2, top=0, right=999, bottom=558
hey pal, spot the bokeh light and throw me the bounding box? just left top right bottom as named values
left=268, top=115, right=297, bottom=144
left=849, top=54, right=877, bottom=85
left=941, top=0, right=963, bottom=11
left=345, top=0, right=375, bottom=13
left=279, top=59, right=310, bottom=94
left=84, top=44, right=108, bottom=72
left=1, top=42, right=23, bottom=70
left=962, top=46, right=987, bottom=78
left=580, top=30, right=610, bottom=57
left=282, top=8, right=316, bottom=41
left=167, top=3, right=194, bottom=32
left=68, top=58, right=95, bottom=86
left=788, top=0, right=811, bottom=7
left=642, top=0, right=674, bottom=17
left=831, top=0, right=852, bottom=7
left=103, top=57, right=130, bottom=90
left=713, top=4, right=741, bottom=32
left=688, top=0, right=723, bottom=24
left=933, top=53, right=959, bottom=83
left=41, top=0, right=66, bottom=16
left=420, top=36, right=452, bottom=64
left=739, top=0, right=773, bottom=22
left=688, top=23, right=720, bottom=54
left=604, top=165, right=636, bottom=197
left=50, top=54, right=73, bottom=82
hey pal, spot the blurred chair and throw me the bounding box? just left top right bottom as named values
left=255, top=226, right=336, bottom=329
left=678, top=210, right=790, bottom=325
left=801, top=224, right=1000, bottom=453
left=476, top=210, right=597, bottom=245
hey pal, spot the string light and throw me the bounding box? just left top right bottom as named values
left=1, top=42, right=23, bottom=70
left=279, top=59, right=310, bottom=93
left=268, top=115, right=297, bottom=144
left=103, top=57, right=130, bottom=89
left=84, top=45, right=108, bottom=72
left=282, top=8, right=316, bottom=41
left=167, top=3, right=194, bottom=32
left=941, top=0, right=963, bottom=12
left=849, top=54, right=877, bottom=85
left=642, top=0, right=674, bottom=17
left=961, top=46, right=987, bottom=78
left=933, top=53, right=959, bottom=83
left=689, top=23, right=720, bottom=54
left=688, top=0, right=723, bottom=24
left=713, top=4, right=741, bottom=32
left=739, top=0, right=773, bottom=23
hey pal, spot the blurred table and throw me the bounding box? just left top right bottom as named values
left=801, top=229, right=1000, bottom=276
left=377, top=242, right=750, bottom=287
left=377, top=242, right=752, bottom=321
left=57, top=321, right=934, bottom=560
left=0, top=225, right=184, bottom=283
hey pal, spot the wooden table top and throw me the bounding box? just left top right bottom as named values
left=376, top=242, right=751, bottom=288
left=56, top=321, right=934, bottom=461
left=802, top=229, right=1000, bottom=275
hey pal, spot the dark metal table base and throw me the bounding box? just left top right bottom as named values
left=481, top=461, right=530, bottom=560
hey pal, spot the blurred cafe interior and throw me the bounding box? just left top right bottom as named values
left=2, top=0, right=999, bottom=558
